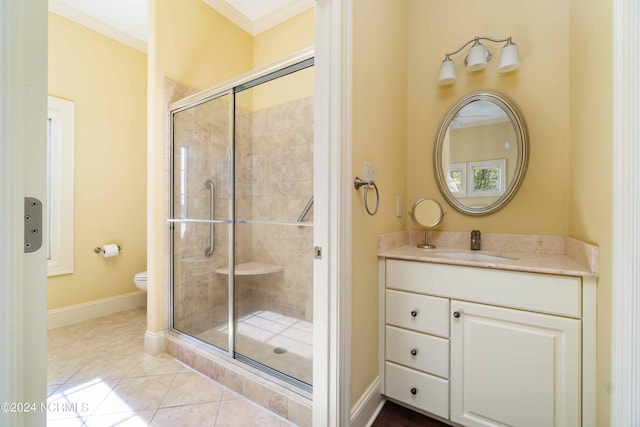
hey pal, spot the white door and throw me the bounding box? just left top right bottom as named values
left=450, top=300, right=581, bottom=427
left=0, top=0, right=48, bottom=426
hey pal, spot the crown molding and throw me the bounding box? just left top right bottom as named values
left=48, top=0, right=147, bottom=53
left=202, top=0, right=253, bottom=34
left=202, top=0, right=313, bottom=36
left=253, top=0, right=314, bottom=35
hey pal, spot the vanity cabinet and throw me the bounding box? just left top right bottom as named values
left=450, top=300, right=580, bottom=427
left=380, top=258, right=595, bottom=427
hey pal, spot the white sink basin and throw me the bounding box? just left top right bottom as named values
left=433, top=251, right=517, bottom=262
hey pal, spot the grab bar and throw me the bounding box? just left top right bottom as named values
left=205, top=179, right=215, bottom=257
left=297, top=196, right=314, bottom=223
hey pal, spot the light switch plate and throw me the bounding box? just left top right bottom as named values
left=363, top=162, right=375, bottom=181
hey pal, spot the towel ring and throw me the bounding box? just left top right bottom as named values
left=354, top=177, right=380, bottom=216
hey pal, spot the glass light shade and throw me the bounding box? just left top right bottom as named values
left=497, top=43, right=520, bottom=73
left=465, top=43, right=489, bottom=71
left=438, top=59, right=456, bottom=85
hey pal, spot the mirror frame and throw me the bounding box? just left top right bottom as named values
left=410, top=198, right=444, bottom=229
left=434, top=91, right=529, bottom=216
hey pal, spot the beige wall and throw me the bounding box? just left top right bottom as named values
left=47, top=13, right=148, bottom=309
left=147, top=1, right=314, bottom=339
left=155, top=0, right=253, bottom=91
left=407, top=0, right=570, bottom=234
left=148, top=0, right=254, bottom=334
left=145, top=2, right=613, bottom=421
left=251, top=10, right=315, bottom=112
left=351, top=0, right=408, bottom=405
left=569, top=0, right=612, bottom=425
left=349, top=0, right=613, bottom=423
left=253, top=8, right=314, bottom=68
left=449, top=122, right=519, bottom=206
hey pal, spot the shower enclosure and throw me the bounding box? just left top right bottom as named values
left=168, top=54, right=314, bottom=390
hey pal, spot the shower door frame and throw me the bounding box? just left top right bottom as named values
left=168, top=49, right=315, bottom=389
left=168, top=88, right=236, bottom=355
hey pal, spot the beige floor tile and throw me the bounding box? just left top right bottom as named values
left=45, top=416, right=86, bottom=427
left=81, top=322, right=142, bottom=341
left=93, top=374, right=175, bottom=414
left=47, top=384, right=61, bottom=397
left=215, top=398, right=286, bottom=427
left=84, top=409, right=156, bottom=426
left=47, top=318, right=100, bottom=341
left=109, top=335, right=146, bottom=355
left=124, top=353, right=183, bottom=378
left=66, top=353, right=140, bottom=383
left=150, top=402, right=220, bottom=427
left=47, top=356, right=92, bottom=384
left=221, top=389, right=243, bottom=401
left=47, top=378, right=118, bottom=420
left=98, top=307, right=146, bottom=324
left=48, top=336, right=110, bottom=360
left=160, top=372, right=224, bottom=407
left=47, top=308, right=294, bottom=426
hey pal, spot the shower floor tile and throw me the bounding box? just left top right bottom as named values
left=47, top=307, right=293, bottom=426
left=196, top=310, right=313, bottom=385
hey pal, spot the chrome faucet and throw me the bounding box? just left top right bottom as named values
left=471, top=230, right=481, bottom=250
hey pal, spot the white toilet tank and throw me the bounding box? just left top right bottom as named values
left=133, top=271, right=147, bottom=292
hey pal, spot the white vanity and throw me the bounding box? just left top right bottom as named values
left=378, top=231, right=598, bottom=427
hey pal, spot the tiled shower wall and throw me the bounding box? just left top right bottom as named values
left=171, top=81, right=314, bottom=336
left=237, top=96, right=315, bottom=323
left=172, top=91, right=234, bottom=337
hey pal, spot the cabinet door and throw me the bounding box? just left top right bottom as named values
left=450, top=301, right=581, bottom=427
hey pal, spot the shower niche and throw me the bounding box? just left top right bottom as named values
left=169, top=55, right=314, bottom=390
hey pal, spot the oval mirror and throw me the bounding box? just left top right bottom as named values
left=410, top=198, right=443, bottom=249
left=434, top=91, right=529, bottom=216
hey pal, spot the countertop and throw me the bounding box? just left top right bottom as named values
left=378, top=231, right=599, bottom=278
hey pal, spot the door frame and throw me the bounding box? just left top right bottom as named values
left=611, top=0, right=640, bottom=425
left=314, top=0, right=353, bottom=425
left=0, top=0, right=48, bottom=425
left=0, top=0, right=355, bottom=425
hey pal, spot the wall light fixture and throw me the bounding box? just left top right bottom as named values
left=438, top=36, right=520, bottom=85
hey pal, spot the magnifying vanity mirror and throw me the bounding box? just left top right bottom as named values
left=410, top=198, right=444, bottom=249
left=434, top=91, right=529, bottom=216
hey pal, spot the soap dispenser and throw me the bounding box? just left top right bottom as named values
left=470, top=230, right=481, bottom=250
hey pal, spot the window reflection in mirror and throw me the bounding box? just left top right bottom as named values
left=434, top=92, right=528, bottom=216
left=446, top=100, right=515, bottom=206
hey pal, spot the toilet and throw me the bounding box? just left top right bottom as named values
left=133, top=271, right=147, bottom=292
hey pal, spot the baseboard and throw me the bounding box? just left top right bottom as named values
left=144, top=330, right=166, bottom=356
left=47, top=291, right=147, bottom=329
left=351, top=376, right=385, bottom=427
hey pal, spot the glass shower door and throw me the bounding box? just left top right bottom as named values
left=171, top=92, right=233, bottom=352
left=233, top=65, right=315, bottom=387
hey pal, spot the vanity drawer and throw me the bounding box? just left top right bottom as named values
left=386, top=325, right=449, bottom=378
left=385, top=361, right=449, bottom=420
left=386, top=259, right=582, bottom=318
left=386, top=289, right=449, bottom=337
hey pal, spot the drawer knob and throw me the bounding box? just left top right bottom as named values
left=410, top=348, right=418, bottom=356
left=453, top=311, right=461, bottom=318
left=410, top=310, right=418, bottom=317
left=410, top=387, right=418, bottom=395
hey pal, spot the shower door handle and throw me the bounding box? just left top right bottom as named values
left=205, top=180, right=215, bottom=257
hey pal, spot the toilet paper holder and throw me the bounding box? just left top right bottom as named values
left=94, top=245, right=122, bottom=254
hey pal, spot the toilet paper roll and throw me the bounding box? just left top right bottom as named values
left=102, top=244, right=120, bottom=258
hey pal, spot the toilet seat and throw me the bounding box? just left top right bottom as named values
left=134, top=271, right=147, bottom=282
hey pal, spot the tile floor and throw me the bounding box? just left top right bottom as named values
left=47, top=307, right=293, bottom=426
left=197, top=309, right=313, bottom=385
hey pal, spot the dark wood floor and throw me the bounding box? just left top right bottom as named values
left=372, top=401, right=449, bottom=427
